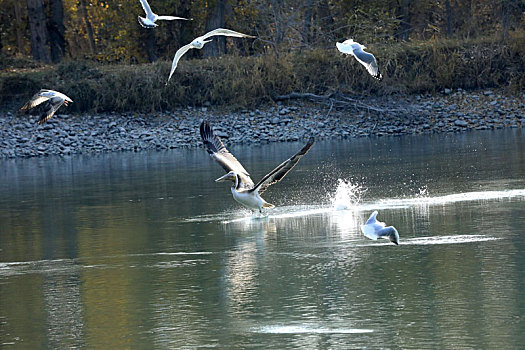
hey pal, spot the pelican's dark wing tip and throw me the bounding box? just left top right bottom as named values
left=199, top=120, right=212, bottom=140
left=301, top=136, right=315, bottom=154
left=199, top=120, right=223, bottom=154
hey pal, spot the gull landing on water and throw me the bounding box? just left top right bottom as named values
left=137, top=0, right=189, bottom=28
left=336, top=39, right=383, bottom=81
left=166, top=28, right=255, bottom=84
left=200, top=121, right=314, bottom=214
left=19, top=89, right=73, bottom=125
left=361, top=211, right=399, bottom=245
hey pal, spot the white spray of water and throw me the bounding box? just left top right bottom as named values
left=330, top=179, right=364, bottom=210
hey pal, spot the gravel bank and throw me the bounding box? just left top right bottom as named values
left=1, top=89, right=523, bottom=159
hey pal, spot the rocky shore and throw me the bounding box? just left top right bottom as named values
left=1, top=89, right=523, bottom=159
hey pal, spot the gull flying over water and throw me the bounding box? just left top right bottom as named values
left=361, top=211, right=399, bottom=245
left=137, top=0, right=189, bottom=28
left=336, top=39, right=383, bottom=81
left=19, top=89, right=73, bottom=125
left=200, top=121, right=314, bottom=213
left=167, top=28, right=255, bottom=84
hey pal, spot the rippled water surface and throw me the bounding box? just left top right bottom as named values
left=1, top=129, right=524, bottom=349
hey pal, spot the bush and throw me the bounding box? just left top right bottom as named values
left=1, top=38, right=523, bottom=114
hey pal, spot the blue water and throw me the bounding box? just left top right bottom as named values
left=1, top=129, right=524, bottom=348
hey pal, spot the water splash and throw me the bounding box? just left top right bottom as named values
left=330, top=179, right=364, bottom=210
left=416, top=186, right=429, bottom=198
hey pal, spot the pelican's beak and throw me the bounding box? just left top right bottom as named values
left=203, top=39, right=213, bottom=44
left=215, top=173, right=236, bottom=182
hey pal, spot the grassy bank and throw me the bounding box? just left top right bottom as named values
left=1, top=38, right=524, bottom=113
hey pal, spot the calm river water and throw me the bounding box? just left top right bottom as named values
left=1, top=129, right=524, bottom=349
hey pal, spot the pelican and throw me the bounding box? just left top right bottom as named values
left=19, top=89, right=73, bottom=125
left=137, top=0, right=189, bottom=28
left=167, top=28, right=255, bottom=83
left=200, top=121, right=314, bottom=213
left=361, top=211, right=399, bottom=245
left=336, top=39, right=383, bottom=81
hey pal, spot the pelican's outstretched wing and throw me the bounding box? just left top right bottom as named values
left=200, top=121, right=254, bottom=188
left=200, top=28, right=255, bottom=41
left=250, top=137, right=314, bottom=195
left=156, top=15, right=190, bottom=21
left=352, top=47, right=382, bottom=81
left=37, top=97, right=64, bottom=125
left=166, top=43, right=193, bottom=83
left=139, top=0, right=154, bottom=18
left=19, top=89, right=50, bottom=112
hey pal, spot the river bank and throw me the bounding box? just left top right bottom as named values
left=1, top=89, right=523, bottom=159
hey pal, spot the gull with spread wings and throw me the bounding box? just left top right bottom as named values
left=336, top=39, right=383, bottom=81
left=200, top=121, right=314, bottom=213
left=19, top=89, right=73, bottom=125
left=167, top=28, right=254, bottom=84
left=137, top=0, right=189, bottom=28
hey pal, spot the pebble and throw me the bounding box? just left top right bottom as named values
left=454, top=120, right=468, bottom=127
left=1, top=90, right=523, bottom=159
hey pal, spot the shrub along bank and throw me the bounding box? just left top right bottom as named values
left=1, top=37, right=524, bottom=113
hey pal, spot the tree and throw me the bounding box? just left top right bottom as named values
left=396, top=0, right=412, bottom=41
left=203, top=0, right=226, bottom=58
left=445, top=0, right=453, bottom=38
left=78, top=0, right=95, bottom=54
left=47, top=0, right=65, bottom=62
left=141, top=29, right=158, bottom=62
left=14, top=1, right=26, bottom=54
left=26, top=0, right=51, bottom=62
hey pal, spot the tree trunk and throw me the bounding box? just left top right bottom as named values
left=395, top=0, right=412, bottom=41
left=78, top=0, right=96, bottom=54
left=47, top=0, right=65, bottom=62
left=302, top=0, right=314, bottom=46
left=203, top=0, right=226, bottom=58
left=143, top=29, right=158, bottom=62
left=316, top=0, right=335, bottom=43
left=501, top=0, right=510, bottom=41
left=271, top=0, right=285, bottom=45
left=26, top=0, right=51, bottom=62
left=14, top=1, right=26, bottom=55
left=445, top=0, right=453, bottom=38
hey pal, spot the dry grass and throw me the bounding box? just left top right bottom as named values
left=1, top=38, right=523, bottom=113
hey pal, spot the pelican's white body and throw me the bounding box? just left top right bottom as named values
left=231, top=188, right=272, bottom=211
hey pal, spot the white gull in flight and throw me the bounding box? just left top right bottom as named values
left=166, top=28, right=254, bottom=84
left=336, top=39, right=383, bottom=81
left=19, top=89, right=73, bottom=125
left=138, top=0, right=189, bottom=28
left=361, top=211, right=399, bottom=245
